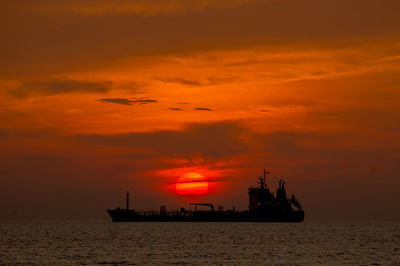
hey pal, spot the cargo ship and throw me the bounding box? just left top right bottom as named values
left=107, top=169, right=304, bottom=222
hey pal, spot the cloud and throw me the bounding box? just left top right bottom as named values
left=154, top=77, right=236, bottom=87
left=195, top=107, right=212, bottom=111
left=77, top=122, right=248, bottom=159
left=25, top=0, right=261, bottom=16
left=131, top=98, right=158, bottom=104
left=262, top=98, right=321, bottom=107
left=3, top=1, right=400, bottom=79
left=155, top=77, right=203, bottom=86
left=97, top=98, right=133, bottom=105
left=170, top=107, right=182, bottom=111
left=97, top=97, right=158, bottom=105
left=118, top=81, right=148, bottom=94
left=11, top=79, right=112, bottom=98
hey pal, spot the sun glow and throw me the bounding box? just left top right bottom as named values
left=175, top=172, right=208, bottom=196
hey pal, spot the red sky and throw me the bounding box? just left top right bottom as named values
left=1, top=0, right=400, bottom=219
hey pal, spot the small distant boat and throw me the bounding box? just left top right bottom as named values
left=107, top=169, right=304, bottom=222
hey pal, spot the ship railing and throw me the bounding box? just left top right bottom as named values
left=136, top=211, right=196, bottom=217
left=135, top=209, right=237, bottom=217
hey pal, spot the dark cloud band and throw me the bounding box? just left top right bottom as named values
left=98, top=97, right=158, bottom=105
left=195, top=107, right=212, bottom=111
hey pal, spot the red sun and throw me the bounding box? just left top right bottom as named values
left=175, top=172, right=209, bottom=197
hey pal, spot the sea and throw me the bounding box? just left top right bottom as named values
left=1, top=220, right=399, bottom=265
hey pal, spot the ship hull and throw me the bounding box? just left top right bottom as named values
left=107, top=209, right=304, bottom=223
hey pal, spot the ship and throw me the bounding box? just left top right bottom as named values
left=107, top=169, right=304, bottom=222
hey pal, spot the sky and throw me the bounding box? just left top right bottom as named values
left=1, top=0, right=400, bottom=220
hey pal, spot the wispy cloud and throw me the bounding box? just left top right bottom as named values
left=155, top=77, right=202, bottom=86
left=97, top=98, right=133, bottom=105
left=170, top=107, right=182, bottom=111
left=195, top=107, right=212, bottom=111
left=97, top=97, right=158, bottom=105
left=131, top=98, right=158, bottom=104
left=11, top=79, right=112, bottom=98
left=154, top=77, right=236, bottom=87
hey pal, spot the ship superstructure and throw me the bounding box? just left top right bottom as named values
left=248, top=169, right=302, bottom=214
left=107, top=169, right=304, bottom=222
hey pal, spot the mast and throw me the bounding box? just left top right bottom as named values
left=263, top=168, right=270, bottom=188
left=126, top=192, right=130, bottom=210
left=264, top=168, right=266, bottom=185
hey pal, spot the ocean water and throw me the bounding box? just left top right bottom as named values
left=1, top=220, right=399, bottom=265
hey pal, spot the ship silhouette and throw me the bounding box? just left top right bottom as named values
left=107, top=169, right=304, bottom=222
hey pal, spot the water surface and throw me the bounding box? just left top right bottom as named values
left=1, top=220, right=399, bottom=265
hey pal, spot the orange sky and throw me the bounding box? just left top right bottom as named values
left=1, top=0, right=400, bottom=219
